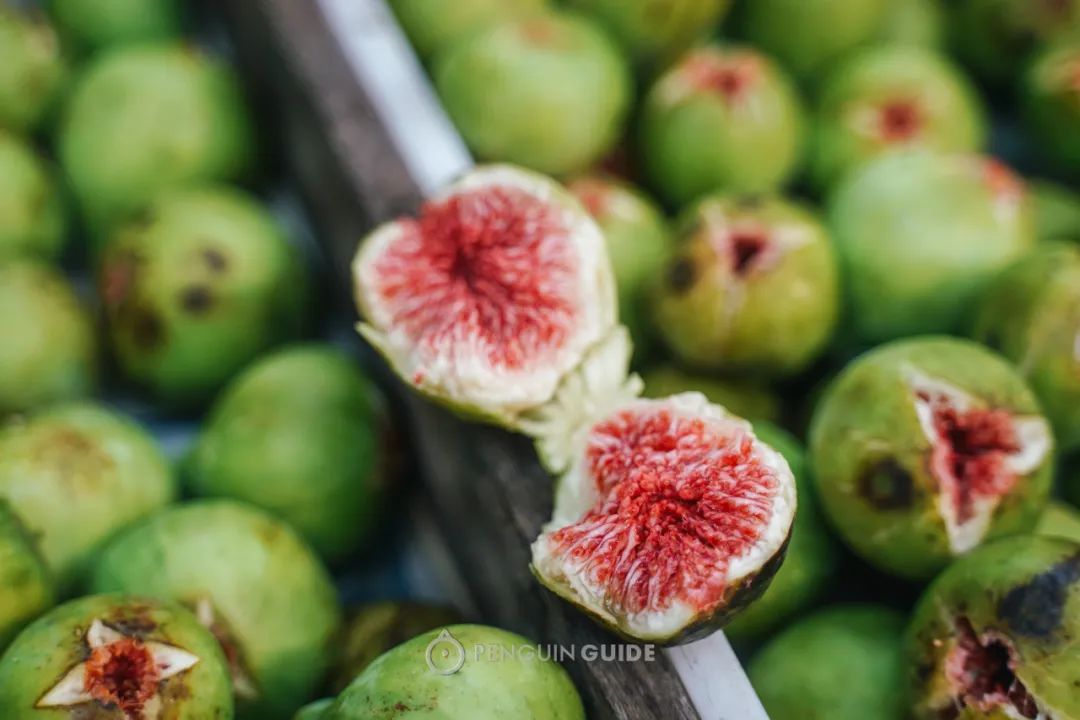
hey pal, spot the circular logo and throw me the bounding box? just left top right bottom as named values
left=425, top=629, right=466, bottom=676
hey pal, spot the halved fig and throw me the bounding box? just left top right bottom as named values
left=352, top=165, right=617, bottom=427
left=531, top=391, right=796, bottom=644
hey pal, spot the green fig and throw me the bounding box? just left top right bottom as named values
left=0, top=500, right=53, bottom=651
left=876, top=0, right=946, bottom=48
left=0, top=132, right=66, bottom=262
left=295, top=699, right=333, bottom=720
left=1024, top=40, right=1080, bottom=175
left=388, top=0, right=547, bottom=61
left=1036, top=501, right=1080, bottom=544
left=0, top=8, right=67, bottom=134
left=1031, top=179, right=1080, bottom=242
left=49, top=0, right=183, bottom=54
left=641, top=365, right=781, bottom=422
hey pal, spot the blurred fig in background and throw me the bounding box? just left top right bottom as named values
left=91, top=500, right=342, bottom=720
left=330, top=601, right=462, bottom=693
left=186, top=345, right=388, bottom=562
left=0, top=131, right=67, bottom=262
left=1031, top=179, right=1080, bottom=242
left=652, top=194, right=838, bottom=378
left=875, top=0, right=945, bottom=49
left=98, top=186, right=308, bottom=408
left=1024, top=40, right=1080, bottom=176
left=49, top=0, right=183, bottom=55
left=0, top=500, right=53, bottom=651
left=0, top=403, right=176, bottom=591
left=828, top=152, right=1034, bottom=345
left=566, top=0, right=731, bottom=73
left=641, top=365, right=781, bottom=422
left=748, top=605, right=907, bottom=720
left=434, top=10, right=632, bottom=177
left=1036, top=500, right=1080, bottom=544
left=734, top=0, right=887, bottom=84
left=0, top=7, right=67, bottom=134
left=388, top=0, right=548, bottom=62
left=809, top=46, right=986, bottom=191
left=567, top=174, right=672, bottom=359
left=58, top=44, right=254, bottom=240
left=0, top=262, right=96, bottom=416
left=640, top=45, right=805, bottom=207
left=295, top=699, right=334, bottom=720
left=971, top=242, right=1080, bottom=452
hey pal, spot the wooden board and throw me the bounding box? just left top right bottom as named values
left=221, top=2, right=769, bottom=718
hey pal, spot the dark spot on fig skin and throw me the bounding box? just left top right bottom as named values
left=857, top=458, right=915, bottom=510
left=738, top=195, right=764, bottom=210
left=180, top=286, right=214, bottom=314
left=202, top=247, right=228, bottom=273
left=108, top=608, right=159, bottom=638
left=998, top=552, right=1080, bottom=638
left=129, top=307, right=166, bottom=350
left=667, top=256, right=697, bottom=294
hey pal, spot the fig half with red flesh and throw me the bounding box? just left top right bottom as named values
left=532, top=392, right=796, bottom=644
left=352, top=165, right=617, bottom=427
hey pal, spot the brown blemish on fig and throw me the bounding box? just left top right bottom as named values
left=108, top=607, right=159, bottom=638
left=997, top=552, right=1080, bottom=638
left=180, top=286, right=214, bottom=314
left=202, top=247, right=228, bottom=273
left=877, top=99, right=922, bottom=142
left=857, top=457, right=915, bottom=510
left=737, top=195, right=764, bottom=210
left=667, top=256, right=697, bottom=293
left=130, top=308, right=165, bottom=350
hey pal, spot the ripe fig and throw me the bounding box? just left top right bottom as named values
left=829, top=152, right=1035, bottom=346
left=640, top=45, right=805, bottom=207
left=565, top=0, right=731, bottom=73
left=1037, top=501, right=1080, bottom=544
left=1031, top=179, right=1080, bottom=242
left=971, top=242, right=1080, bottom=452
left=0, top=262, right=97, bottom=415
left=641, top=365, right=781, bottom=423
left=49, top=0, right=183, bottom=54
left=810, top=337, right=1053, bottom=579
left=98, top=185, right=308, bottom=407
left=906, top=535, right=1080, bottom=719
left=875, top=0, right=946, bottom=48
left=810, top=46, right=986, bottom=191
left=0, top=593, right=234, bottom=719
left=0, top=403, right=175, bottom=591
left=0, top=500, right=53, bottom=651
left=0, top=8, right=66, bottom=134
left=567, top=174, right=672, bottom=360
left=352, top=165, right=619, bottom=428
left=90, top=500, right=342, bottom=720
left=725, top=422, right=839, bottom=641
left=58, top=44, right=253, bottom=239
left=949, top=0, right=1080, bottom=87
left=748, top=605, right=907, bottom=720
left=388, top=0, right=547, bottom=61
left=328, top=625, right=585, bottom=719
left=1024, top=40, right=1080, bottom=175
left=434, top=12, right=632, bottom=176
left=0, top=132, right=67, bottom=262
left=185, top=345, right=386, bottom=561
left=652, top=194, right=839, bottom=378
left=734, top=0, right=887, bottom=84
left=331, top=601, right=461, bottom=692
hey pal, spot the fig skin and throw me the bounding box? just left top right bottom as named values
left=641, top=365, right=781, bottom=423
left=0, top=593, right=235, bottom=719
left=875, top=0, right=945, bottom=49
left=1036, top=501, right=1080, bottom=544
left=1024, top=41, right=1080, bottom=176
left=809, top=337, right=1053, bottom=580
left=0, top=132, right=66, bottom=263
left=640, top=45, right=805, bottom=208
left=971, top=243, right=1080, bottom=453
left=0, top=8, right=67, bottom=134
left=388, top=0, right=548, bottom=62
left=905, top=536, right=1080, bottom=720
left=0, top=262, right=97, bottom=416
left=652, top=194, right=839, bottom=378
left=1031, top=180, right=1080, bottom=242
left=328, top=625, right=585, bottom=719
left=567, top=175, right=672, bottom=361
left=48, top=0, right=183, bottom=55
left=0, top=403, right=175, bottom=592
left=748, top=605, right=907, bottom=720
left=948, top=0, right=1080, bottom=87
left=565, top=0, right=731, bottom=73
left=330, top=602, right=462, bottom=693
left=434, top=11, right=632, bottom=177
left=725, top=423, right=839, bottom=642
left=185, top=345, right=386, bottom=562
left=295, top=699, right=334, bottom=720
left=58, top=44, right=253, bottom=240
left=828, top=152, right=1035, bottom=346
left=0, top=500, right=53, bottom=652
left=809, top=46, right=986, bottom=191
left=98, top=186, right=308, bottom=407
left=733, top=0, right=888, bottom=84
left=89, top=500, right=342, bottom=720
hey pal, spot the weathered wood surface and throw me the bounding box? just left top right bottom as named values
left=216, top=2, right=757, bottom=717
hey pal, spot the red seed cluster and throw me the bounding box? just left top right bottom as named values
left=83, top=637, right=160, bottom=716
left=550, top=407, right=778, bottom=615
left=877, top=99, right=923, bottom=142
left=682, top=52, right=760, bottom=103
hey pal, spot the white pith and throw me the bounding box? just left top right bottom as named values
left=906, top=369, right=1051, bottom=555
left=352, top=165, right=617, bottom=426
left=530, top=393, right=796, bottom=641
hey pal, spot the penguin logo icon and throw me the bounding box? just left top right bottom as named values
left=425, top=629, right=466, bottom=675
